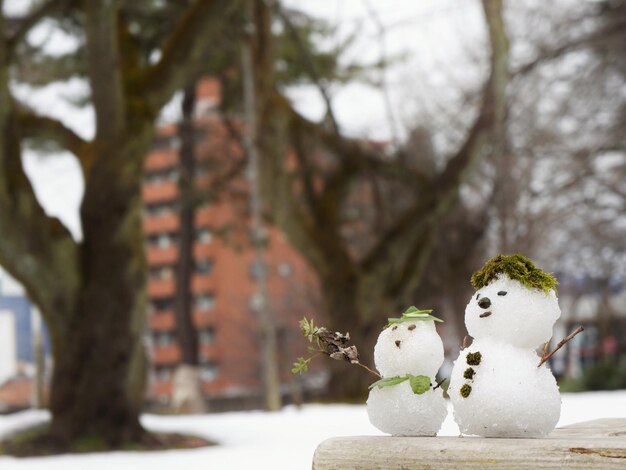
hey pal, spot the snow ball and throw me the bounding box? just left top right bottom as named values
left=367, top=380, right=447, bottom=436
left=465, top=274, right=561, bottom=348
left=374, top=320, right=444, bottom=377
left=449, top=338, right=561, bottom=437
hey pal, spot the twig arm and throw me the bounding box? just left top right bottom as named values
left=357, top=362, right=382, bottom=379
left=538, top=326, right=584, bottom=368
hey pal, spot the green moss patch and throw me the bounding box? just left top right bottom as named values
left=466, top=351, right=482, bottom=366
left=463, top=367, right=476, bottom=380
left=471, top=254, right=558, bottom=293
left=460, top=384, right=472, bottom=398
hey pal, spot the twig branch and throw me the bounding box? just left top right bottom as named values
left=16, top=107, right=88, bottom=158
left=356, top=362, right=382, bottom=379
left=6, top=0, right=70, bottom=55
left=462, top=335, right=472, bottom=350
left=537, top=326, right=584, bottom=368
left=270, top=0, right=340, bottom=135
left=433, top=377, right=447, bottom=390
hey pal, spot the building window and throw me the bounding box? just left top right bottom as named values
left=199, top=361, right=218, bottom=382
left=153, top=331, right=173, bottom=347
left=145, top=202, right=177, bottom=217
left=147, top=232, right=179, bottom=249
left=249, top=292, right=264, bottom=312
left=154, top=366, right=171, bottom=382
left=149, top=265, right=174, bottom=280
left=195, top=293, right=215, bottom=311
left=198, top=327, right=215, bottom=345
left=195, top=258, right=213, bottom=275
left=195, top=227, right=213, bottom=244
left=151, top=135, right=181, bottom=151
left=278, top=263, right=292, bottom=277
left=152, top=298, right=173, bottom=312
left=145, top=167, right=179, bottom=185
left=249, top=260, right=268, bottom=280
left=194, top=164, right=209, bottom=178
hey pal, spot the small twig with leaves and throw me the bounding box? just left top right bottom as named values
left=292, top=317, right=381, bottom=379
left=537, top=326, right=584, bottom=368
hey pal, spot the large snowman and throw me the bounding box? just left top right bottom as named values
left=449, top=254, right=562, bottom=437
left=367, top=307, right=448, bottom=436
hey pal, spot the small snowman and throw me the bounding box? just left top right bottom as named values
left=449, top=254, right=562, bottom=437
left=367, top=307, right=448, bottom=436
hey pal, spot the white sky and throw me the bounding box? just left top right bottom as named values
left=0, top=0, right=486, bottom=295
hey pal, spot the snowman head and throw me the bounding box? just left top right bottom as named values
left=465, top=254, right=561, bottom=349
left=374, top=310, right=444, bottom=377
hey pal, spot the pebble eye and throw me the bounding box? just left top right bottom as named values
left=408, top=324, right=416, bottom=331
left=497, top=291, right=507, bottom=296
left=392, top=325, right=398, bottom=331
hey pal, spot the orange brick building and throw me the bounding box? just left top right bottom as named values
left=143, top=80, right=319, bottom=406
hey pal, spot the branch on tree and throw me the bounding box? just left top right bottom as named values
left=282, top=97, right=430, bottom=185
left=141, top=0, right=243, bottom=113
left=289, top=122, right=322, bottom=222
left=0, top=117, right=79, bottom=324
left=16, top=108, right=88, bottom=160
left=6, top=0, right=73, bottom=57
left=359, top=0, right=509, bottom=273
left=271, top=0, right=340, bottom=135
left=514, top=19, right=626, bottom=77
left=537, top=326, right=584, bottom=368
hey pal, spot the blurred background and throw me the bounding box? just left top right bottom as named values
left=0, top=0, right=624, bottom=466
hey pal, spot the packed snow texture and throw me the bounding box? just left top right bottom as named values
left=367, top=381, right=447, bottom=436
left=0, top=392, right=625, bottom=470
left=367, top=320, right=447, bottom=436
left=449, top=339, right=561, bottom=437
left=373, top=321, right=444, bottom=377
left=450, top=274, right=562, bottom=437
left=466, top=275, right=561, bottom=348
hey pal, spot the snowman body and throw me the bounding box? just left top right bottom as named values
left=366, top=319, right=447, bottom=436
left=449, top=274, right=562, bottom=437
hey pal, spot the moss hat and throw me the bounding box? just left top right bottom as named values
left=471, top=254, right=558, bottom=293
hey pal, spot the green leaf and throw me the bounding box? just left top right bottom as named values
left=403, top=306, right=433, bottom=315
left=408, top=375, right=431, bottom=395
left=291, top=357, right=311, bottom=375
left=387, top=310, right=444, bottom=325
left=368, top=375, right=409, bottom=390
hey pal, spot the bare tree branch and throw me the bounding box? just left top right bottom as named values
left=16, top=107, right=88, bottom=159
left=141, top=0, right=243, bottom=113
left=0, top=115, right=79, bottom=324
left=6, top=0, right=72, bottom=56
left=514, top=19, right=626, bottom=77
left=363, top=0, right=401, bottom=148
left=270, top=0, right=340, bottom=135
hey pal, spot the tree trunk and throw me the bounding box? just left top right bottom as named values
left=171, top=82, right=205, bottom=414
left=49, top=140, right=148, bottom=445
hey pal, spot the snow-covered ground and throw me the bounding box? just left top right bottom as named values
left=0, top=391, right=625, bottom=470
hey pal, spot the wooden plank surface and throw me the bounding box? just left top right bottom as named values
left=312, top=419, right=626, bottom=469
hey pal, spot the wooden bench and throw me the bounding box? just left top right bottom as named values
left=312, top=419, right=626, bottom=469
